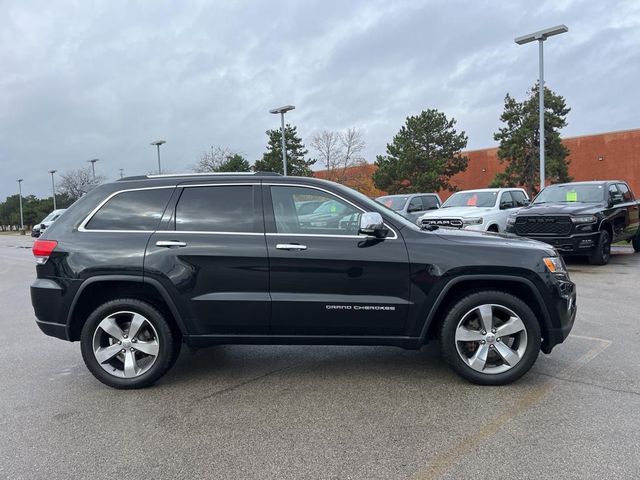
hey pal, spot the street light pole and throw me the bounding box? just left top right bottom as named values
left=87, top=158, right=99, bottom=182
left=269, top=105, right=295, bottom=176
left=515, top=24, right=568, bottom=190
left=49, top=170, right=57, bottom=210
left=150, top=140, right=166, bottom=174
left=17, top=179, right=24, bottom=233
left=119, top=168, right=124, bottom=179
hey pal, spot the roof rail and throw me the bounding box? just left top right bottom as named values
left=146, top=171, right=282, bottom=178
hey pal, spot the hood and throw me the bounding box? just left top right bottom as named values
left=430, top=226, right=556, bottom=255
left=419, top=206, right=493, bottom=219
left=517, top=202, right=605, bottom=216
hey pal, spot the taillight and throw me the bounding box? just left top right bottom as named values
left=32, top=240, right=58, bottom=265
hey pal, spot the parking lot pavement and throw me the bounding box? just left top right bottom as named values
left=1, top=234, right=639, bottom=480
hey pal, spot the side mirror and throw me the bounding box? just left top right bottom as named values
left=499, top=202, right=513, bottom=210
left=359, top=212, right=387, bottom=238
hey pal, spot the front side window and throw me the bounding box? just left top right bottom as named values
left=617, top=183, right=633, bottom=202
left=408, top=197, right=423, bottom=213
left=511, top=190, right=529, bottom=207
left=175, top=185, right=259, bottom=232
left=85, top=188, right=173, bottom=231
left=421, top=196, right=439, bottom=210
left=499, top=192, right=515, bottom=209
left=271, top=186, right=361, bottom=235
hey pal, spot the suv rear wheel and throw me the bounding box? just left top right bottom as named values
left=80, top=298, right=178, bottom=389
left=632, top=234, right=640, bottom=252
left=440, top=291, right=541, bottom=385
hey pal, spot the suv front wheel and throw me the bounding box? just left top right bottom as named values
left=80, top=299, right=178, bottom=389
left=440, top=291, right=541, bottom=385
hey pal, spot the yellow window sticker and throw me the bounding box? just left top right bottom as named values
left=566, top=190, right=578, bottom=202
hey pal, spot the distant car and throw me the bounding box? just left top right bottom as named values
left=376, top=193, right=441, bottom=222
left=31, top=209, right=66, bottom=238
left=417, top=188, right=529, bottom=232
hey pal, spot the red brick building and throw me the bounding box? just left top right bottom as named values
left=315, top=128, right=640, bottom=200
left=443, top=128, right=640, bottom=200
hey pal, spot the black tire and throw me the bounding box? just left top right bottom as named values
left=440, top=290, right=541, bottom=385
left=632, top=234, right=640, bottom=252
left=80, top=298, right=177, bottom=389
left=589, top=230, right=611, bottom=265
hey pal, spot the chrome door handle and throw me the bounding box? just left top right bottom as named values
left=155, top=240, right=187, bottom=248
left=276, top=243, right=307, bottom=251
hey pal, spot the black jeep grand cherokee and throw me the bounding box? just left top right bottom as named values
left=31, top=173, right=576, bottom=389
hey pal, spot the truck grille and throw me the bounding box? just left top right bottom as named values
left=420, top=218, right=463, bottom=228
left=515, top=216, right=572, bottom=236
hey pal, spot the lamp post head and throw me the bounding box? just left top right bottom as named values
left=49, top=170, right=57, bottom=175
left=515, top=25, right=568, bottom=45
left=88, top=158, right=99, bottom=163
left=17, top=178, right=23, bottom=183
left=150, top=140, right=166, bottom=147
left=269, top=105, right=295, bottom=114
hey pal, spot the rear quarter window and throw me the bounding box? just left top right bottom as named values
left=84, top=188, right=173, bottom=231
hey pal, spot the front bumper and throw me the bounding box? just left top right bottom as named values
left=541, top=274, right=577, bottom=353
left=511, top=231, right=599, bottom=255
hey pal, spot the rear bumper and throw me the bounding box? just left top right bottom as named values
left=30, top=278, right=70, bottom=340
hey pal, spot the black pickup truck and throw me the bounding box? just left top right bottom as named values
left=506, top=180, right=640, bottom=265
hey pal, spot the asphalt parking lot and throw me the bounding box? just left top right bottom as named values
left=1, top=234, right=639, bottom=479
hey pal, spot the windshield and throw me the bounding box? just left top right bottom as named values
left=534, top=184, right=605, bottom=204
left=376, top=196, right=408, bottom=211
left=442, top=191, right=498, bottom=208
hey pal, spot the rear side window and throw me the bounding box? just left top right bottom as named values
left=85, top=188, right=173, bottom=231
left=175, top=185, right=259, bottom=232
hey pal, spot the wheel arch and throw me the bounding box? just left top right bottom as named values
left=420, top=275, right=553, bottom=350
left=66, top=275, right=187, bottom=341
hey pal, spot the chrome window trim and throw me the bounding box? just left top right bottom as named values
left=155, top=230, right=264, bottom=236
left=78, top=185, right=176, bottom=233
left=148, top=172, right=262, bottom=178
left=265, top=183, right=398, bottom=240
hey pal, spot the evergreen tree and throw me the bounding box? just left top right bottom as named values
left=491, top=83, right=571, bottom=195
left=254, top=124, right=315, bottom=176
left=373, top=109, right=469, bottom=194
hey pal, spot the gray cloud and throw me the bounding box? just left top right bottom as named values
left=1, top=0, right=638, bottom=199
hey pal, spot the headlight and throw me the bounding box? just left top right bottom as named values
left=571, top=215, right=597, bottom=223
left=543, top=256, right=566, bottom=274
left=463, top=217, right=483, bottom=225
left=506, top=215, right=516, bottom=225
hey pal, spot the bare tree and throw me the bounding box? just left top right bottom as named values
left=58, top=166, right=104, bottom=202
left=311, top=130, right=342, bottom=172
left=193, top=146, right=238, bottom=172
left=311, top=127, right=366, bottom=182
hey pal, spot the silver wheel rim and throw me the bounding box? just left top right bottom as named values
left=454, top=304, right=528, bottom=375
left=92, top=311, right=160, bottom=379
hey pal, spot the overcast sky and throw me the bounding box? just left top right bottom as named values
left=1, top=0, right=639, bottom=200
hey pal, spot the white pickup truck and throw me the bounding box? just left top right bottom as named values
left=417, top=188, right=530, bottom=232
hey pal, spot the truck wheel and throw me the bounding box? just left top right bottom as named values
left=487, top=225, right=499, bottom=233
left=632, top=235, right=640, bottom=252
left=440, top=291, right=541, bottom=385
left=80, top=298, right=177, bottom=389
left=589, top=230, right=611, bottom=265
